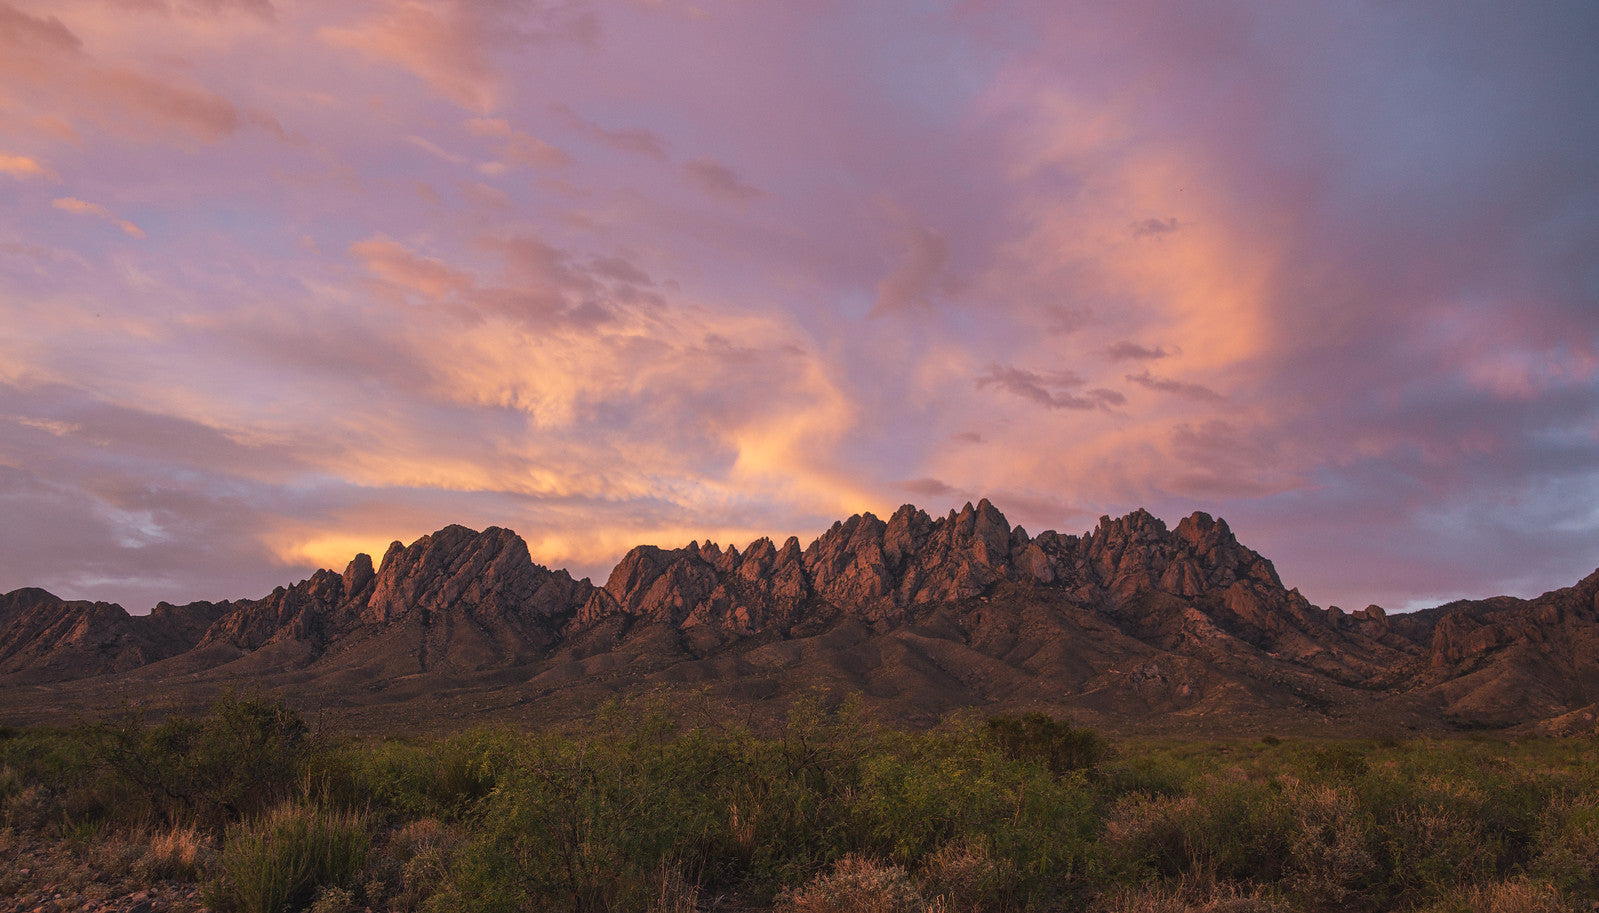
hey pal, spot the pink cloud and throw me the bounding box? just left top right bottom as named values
left=349, top=237, right=473, bottom=301
left=0, top=153, right=56, bottom=180
left=551, top=103, right=668, bottom=161
left=318, top=0, right=598, bottom=113
left=0, top=3, right=81, bottom=54
left=467, top=117, right=571, bottom=169
left=51, top=197, right=146, bottom=238
left=873, top=226, right=949, bottom=315
left=682, top=157, right=762, bottom=203
left=0, top=2, right=240, bottom=144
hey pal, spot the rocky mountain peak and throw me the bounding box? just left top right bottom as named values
left=5, top=500, right=1598, bottom=735
left=343, top=552, right=375, bottom=598
left=0, top=589, right=212, bottom=683
left=363, top=524, right=586, bottom=626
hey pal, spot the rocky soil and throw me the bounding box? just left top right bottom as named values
left=0, top=830, right=209, bottom=913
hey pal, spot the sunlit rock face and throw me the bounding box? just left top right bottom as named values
left=2, top=503, right=1597, bottom=733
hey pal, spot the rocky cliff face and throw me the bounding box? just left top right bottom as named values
left=1, top=502, right=1594, bottom=733
left=186, top=525, right=595, bottom=674
left=0, top=588, right=223, bottom=683
left=575, top=501, right=1350, bottom=655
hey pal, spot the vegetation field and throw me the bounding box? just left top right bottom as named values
left=2, top=692, right=1596, bottom=912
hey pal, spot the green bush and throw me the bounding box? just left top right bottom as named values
left=1100, top=776, right=1289, bottom=885
left=983, top=713, right=1107, bottom=777
left=95, top=691, right=313, bottom=828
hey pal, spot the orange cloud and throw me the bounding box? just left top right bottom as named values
left=349, top=237, right=474, bottom=300
left=317, top=1, right=596, bottom=113
left=97, top=67, right=240, bottom=142
left=0, top=2, right=240, bottom=144
left=320, top=2, right=497, bottom=111
left=0, top=152, right=55, bottom=180
left=51, top=197, right=146, bottom=238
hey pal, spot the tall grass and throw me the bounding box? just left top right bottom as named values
left=218, top=802, right=370, bottom=913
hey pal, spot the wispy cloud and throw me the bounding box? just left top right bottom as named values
left=51, top=198, right=145, bottom=238
left=1106, top=341, right=1170, bottom=361
left=1125, top=368, right=1223, bottom=402
left=551, top=103, right=668, bottom=161
left=873, top=226, right=948, bottom=315
left=975, top=365, right=1124, bottom=411
left=682, top=157, right=762, bottom=203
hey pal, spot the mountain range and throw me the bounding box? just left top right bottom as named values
left=2, top=501, right=1597, bottom=736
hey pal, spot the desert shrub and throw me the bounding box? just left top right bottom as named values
left=983, top=713, right=1107, bottom=777
left=0, top=728, right=102, bottom=832
left=1277, top=777, right=1375, bottom=905
left=1530, top=792, right=1599, bottom=901
left=217, top=802, right=371, bottom=913
left=2, top=783, right=59, bottom=832
left=90, top=832, right=151, bottom=878
left=359, top=817, right=463, bottom=912
left=307, top=884, right=356, bottom=913
left=1360, top=772, right=1504, bottom=903
left=1100, top=793, right=1202, bottom=879
left=96, top=691, right=314, bottom=829
left=1102, top=742, right=1210, bottom=800
left=1381, top=804, right=1497, bottom=894
left=702, top=697, right=891, bottom=892
left=776, top=854, right=936, bottom=913
left=436, top=727, right=736, bottom=913
left=1303, top=743, right=1368, bottom=782
left=845, top=726, right=1100, bottom=901
left=917, top=836, right=1021, bottom=912
left=343, top=731, right=509, bottom=825
left=1100, top=777, right=1288, bottom=886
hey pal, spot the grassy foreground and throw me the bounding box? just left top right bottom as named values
left=1, top=692, right=1596, bottom=913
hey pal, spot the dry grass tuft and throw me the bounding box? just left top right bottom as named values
left=918, top=836, right=1018, bottom=912
left=1421, top=879, right=1569, bottom=913
left=1095, top=883, right=1290, bottom=913
left=646, top=862, right=700, bottom=913
left=139, top=823, right=212, bottom=881
left=778, top=854, right=943, bottom=913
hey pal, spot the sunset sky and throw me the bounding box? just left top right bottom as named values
left=2, top=1, right=1596, bottom=615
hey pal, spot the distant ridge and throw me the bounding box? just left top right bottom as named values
left=2, top=502, right=1596, bottom=735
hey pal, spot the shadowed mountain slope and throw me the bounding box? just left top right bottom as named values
left=1, top=503, right=1594, bottom=735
